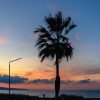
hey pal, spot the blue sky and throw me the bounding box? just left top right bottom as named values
left=0, top=0, right=100, bottom=90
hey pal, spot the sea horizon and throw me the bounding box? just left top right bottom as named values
left=0, top=89, right=100, bottom=98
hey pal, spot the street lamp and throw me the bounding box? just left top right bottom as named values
left=9, top=58, right=22, bottom=95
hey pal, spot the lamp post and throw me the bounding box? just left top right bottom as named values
left=9, top=58, right=22, bottom=96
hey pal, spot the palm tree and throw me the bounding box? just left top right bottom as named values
left=34, top=11, right=76, bottom=99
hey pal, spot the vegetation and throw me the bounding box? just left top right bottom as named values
left=0, top=94, right=99, bottom=100
left=34, top=11, right=76, bottom=99
left=0, top=94, right=38, bottom=100
left=0, top=94, right=86, bottom=100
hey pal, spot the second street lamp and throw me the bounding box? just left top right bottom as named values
left=9, top=58, right=22, bottom=96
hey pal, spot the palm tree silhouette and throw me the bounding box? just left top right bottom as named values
left=34, top=11, right=76, bottom=99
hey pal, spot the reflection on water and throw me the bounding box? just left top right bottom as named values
left=0, top=90, right=100, bottom=98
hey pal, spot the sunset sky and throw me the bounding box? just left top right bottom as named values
left=0, top=0, right=100, bottom=90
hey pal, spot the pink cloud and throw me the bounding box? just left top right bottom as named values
left=75, top=33, right=81, bottom=41
left=0, top=37, right=11, bottom=45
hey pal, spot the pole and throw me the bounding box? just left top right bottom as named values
left=9, top=58, right=22, bottom=97
left=9, top=62, right=10, bottom=96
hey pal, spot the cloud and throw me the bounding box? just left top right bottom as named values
left=84, top=68, right=100, bottom=75
left=62, top=79, right=94, bottom=84
left=0, top=28, right=12, bottom=45
left=25, top=72, right=33, bottom=76
left=78, top=79, right=91, bottom=84
left=30, top=79, right=72, bottom=84
left=0, top=75, right=28, bottom=84
left=0, top=37, right=11, bottom=45
left=0, top=74, right=97, bottom=85
left=30, top=79, right=54, bottom=84
left=30, top=78, right=94, bottom=85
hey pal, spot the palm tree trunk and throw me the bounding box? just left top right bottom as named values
left=55, top=54, right=60, bottom=100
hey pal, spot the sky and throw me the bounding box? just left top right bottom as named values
left=0, top=0, right=100, bottom=90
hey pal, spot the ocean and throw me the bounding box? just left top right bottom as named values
left=0, top=90, right=100, bottom=98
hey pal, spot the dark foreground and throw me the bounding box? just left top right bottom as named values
left=0, top=94, right=99, bottom=100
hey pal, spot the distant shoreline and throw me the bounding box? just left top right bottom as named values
left=0, top=87, right=28, bottom=90
left=0, top=87, right=100, bottom=91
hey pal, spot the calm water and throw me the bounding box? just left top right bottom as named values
left=0, top=90, right=100, bottom=98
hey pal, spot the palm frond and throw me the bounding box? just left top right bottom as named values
left=34, top=11, right=76, bottom=63
left=39, top=44, right=56, bottom=62
left=45, top=15, right=56, bottom=32
left=63, top=17, right=71, bottom=28
left=36, top=38, right=46, bottom=46
left=60, top=35, right=69, bottom=42
left=34, top=26, right=49, bottom=34
left=58, top=42, right=73, bottom=61
left=64, top=21, right=77, bottom=35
